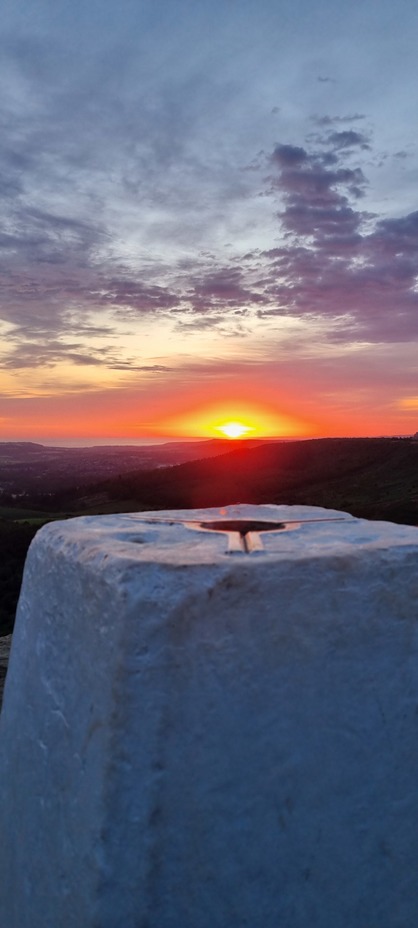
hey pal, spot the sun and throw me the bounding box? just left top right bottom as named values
left=216, top=421, right=254, bottom=439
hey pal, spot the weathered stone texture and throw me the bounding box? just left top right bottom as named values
left=1, top=504, right=418, bottom=928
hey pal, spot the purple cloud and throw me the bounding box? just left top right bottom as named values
left=270, top=143, right=368, bottom=246
left=327, top=130, right=370, bottom=150
left=187, top=267, right=268, bottom=313
left=97, top=279, right=180, bottom=313
left=262, top=137, right=418, bottom=341
left=272, top=144, right=308, bottom=168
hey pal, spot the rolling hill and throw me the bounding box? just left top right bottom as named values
left=51, top=437, right=418, bottom=524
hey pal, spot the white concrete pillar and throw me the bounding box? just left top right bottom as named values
left=1, top=504, right=418, bottom=928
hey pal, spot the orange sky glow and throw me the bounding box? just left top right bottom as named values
left=1, top=367, right=416, bottom=442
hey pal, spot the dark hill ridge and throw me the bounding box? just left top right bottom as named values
left=0, top=442, right=46, bottom=452
left=56, top=437, right=418, bottom=524
left=0, top=438, right=263, bottom=459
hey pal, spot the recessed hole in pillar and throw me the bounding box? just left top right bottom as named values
left=198, top=520, right=287, bottom=535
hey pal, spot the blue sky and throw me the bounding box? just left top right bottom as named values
left=1, top=0, right=418, bottom=439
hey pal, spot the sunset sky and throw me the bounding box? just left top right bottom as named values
left=1, top=0, right=418, bottom=442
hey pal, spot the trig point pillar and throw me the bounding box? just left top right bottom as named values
left=1, top=504, right=418, bottom=928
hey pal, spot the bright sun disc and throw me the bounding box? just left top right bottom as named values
left=216, top=421, right=254, bottom=439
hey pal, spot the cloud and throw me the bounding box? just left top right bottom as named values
left=188, top=267, right=268, bottom=313
left=311, top=114, right=366, bottom=126
left=0, top=340, right=105, bottom=370
left=271, top=144, right=308, bottom=168
left=1, top=22, right=417, bottom=376
left=372, top=211, right=418, bottom=254
left=327, top=130, right=370, bottom=151
left=0, top=25, right=265, bottom=358
left=5, top=117, right=416, bottom=359
left=108, top=363, right=174, bottom=373
left=270, top=143, right=368, bottom=243
left=96, top=279, right=180, bottom=313
left=0, top=333, right=178, bottom=373
left=262, top=137, right=418, bottom=341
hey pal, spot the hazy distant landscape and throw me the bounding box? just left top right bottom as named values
left=1, top=436, right=417, bottom=638
left=0, top=437, right=264, bottom=497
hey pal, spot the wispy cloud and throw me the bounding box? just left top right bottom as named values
left=311, top=114, right=366, bottom=126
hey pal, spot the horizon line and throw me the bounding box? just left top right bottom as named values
left=0, top=433, right=414, bottom=449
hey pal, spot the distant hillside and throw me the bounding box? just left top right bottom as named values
left=51, top=437, right=418, bottom=524
left=0, top=438, right=265, bottom=497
